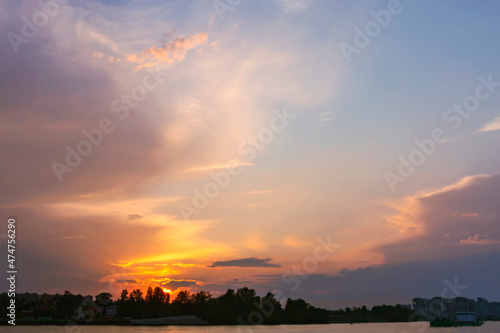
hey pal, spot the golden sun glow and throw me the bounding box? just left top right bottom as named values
left=163, top=289, right=171, bottom=293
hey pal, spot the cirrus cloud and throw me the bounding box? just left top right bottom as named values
left=127, top=32, right=208, bottom=69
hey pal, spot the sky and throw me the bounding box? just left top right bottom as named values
left=1, top=0, right=500, bottom=309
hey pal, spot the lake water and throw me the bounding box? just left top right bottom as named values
left=3, top=322, right=500, bottom=333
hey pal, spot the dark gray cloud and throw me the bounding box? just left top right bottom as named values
left=210, top=257, right=281, bottom=268
left=126, top=214, right=143, bottom=221
left=116, top=279, right=137, bottom=284
left=162, top=280, right=198, bottom=290
left=227, top=278, right=252, bottom=285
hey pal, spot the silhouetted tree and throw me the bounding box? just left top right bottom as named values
left=120, top=289, right=129, bottom=302
left=172, top=290, right=192, bottom=315
left=261, top=292, right=284, bottom=324
left=212, top=289, right=238, bottom=324
left=55, top=291, right=83, bottom=319
left=284, top=298, right=329, bottom=324
left=190, top=291, right=211, bottom=321
left=129, top=289, right=145, bottom=318
left=117, top=289, right=131, bottom=317
left=96, top=292, right=112, bottom=306
left=371, top=304, right=413, bottom=322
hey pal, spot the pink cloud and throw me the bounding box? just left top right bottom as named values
left=127, top=33, right=208, bottom=69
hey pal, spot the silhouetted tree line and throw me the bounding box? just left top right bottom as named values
left=117, top=287, right=329, bottom=324
left=329, top=304, right=414, bottom=323
left=0, top=291, right=86, bottom=321
left=1, top=289, right=415, bottom=324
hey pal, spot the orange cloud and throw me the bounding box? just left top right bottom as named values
left=479, top=116, right=500, bottom=132
left=51, top=235, right=86, bottom=240
left=92, top=51, right=103, bottom=59
left=184, top=159, right=255, bottom=172
left=127, top=33, right=208, bottom=69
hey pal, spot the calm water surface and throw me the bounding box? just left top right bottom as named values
left=3, top=322, right=500, bottom=333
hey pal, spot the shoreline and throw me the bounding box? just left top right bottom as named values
left=0, top=320, right=419, bottom=326
left=2, top=319, right=498, bottom=326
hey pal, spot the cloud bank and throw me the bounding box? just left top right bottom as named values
left=210, top=257, right=282, bottom=268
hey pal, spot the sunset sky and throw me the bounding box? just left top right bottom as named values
left=1, top=0, right=500, bottom=309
